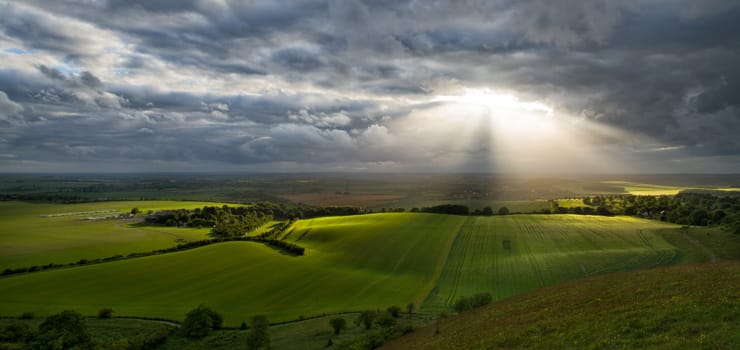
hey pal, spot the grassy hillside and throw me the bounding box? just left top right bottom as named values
left=423, top=215, right=683, bottom=312
left=383, top=262, right=740, bottom=350
left=0, top=213, right=464, bottom=326
left=0, top=201, right=229, bottom=269
left=0, top=211, right=709, bottom=329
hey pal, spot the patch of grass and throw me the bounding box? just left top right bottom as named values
left=683, top=226, right=740, bottom=260
left=422, top=215, right=687, bottom=312
left=0, top=201, right=231, bottom=269
left=385, top=262, right=740, bottom=350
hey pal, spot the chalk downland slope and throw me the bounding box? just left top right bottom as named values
left=383, top=262, right=740, bottom=350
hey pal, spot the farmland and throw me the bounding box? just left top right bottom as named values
left=0, top=213, right=465, bottom=325
left=0, top=201, right=229, bottom=270
left=0, top=207, right=704, bottom=330
left=422, top=215, right=683, bottom=312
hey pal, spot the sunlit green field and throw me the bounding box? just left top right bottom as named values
left=0, top=213, right=464, bottom=326
left=0, top=209, right=699, bottom=328
left=0, top=201, right=230, bottom=269
left=422, top=215, right=683, bottom=311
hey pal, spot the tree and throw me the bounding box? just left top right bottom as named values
left=406, top=302, right=415, bottom=318
left=497, top=207, right=510, bottom=215
left=246, top=315, right=270, bottom=349
left=454, top=297, right=473, bottom=312
left=375, top=314, right=396, bottom=329
left=0, top=321, right=34, bottom=344
left=97, top=308, right=114, bottom=319
left=387, top=305, right=401, bottom=318
left=130, top=207, right=140, bottom=215
left=482, top=206, right=493, bottom=216
left=32, top=310, right=93, bottom=350
left=182, top=305, right=223, bottom=339
left=329, top=317, right=347, bottom=335
left=355, top=311, right=376, bottom=330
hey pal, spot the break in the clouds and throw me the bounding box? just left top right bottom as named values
left=1, top=0, right=739, bottom=173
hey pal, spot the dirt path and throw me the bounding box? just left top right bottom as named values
left=113, top=317, right=181, bottom=328
left=682, top=231, right=719, bottom=263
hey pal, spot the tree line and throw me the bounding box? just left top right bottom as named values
left=144, top=203, right=367, bottom=237
left=559, top=192, right=740, bottom=233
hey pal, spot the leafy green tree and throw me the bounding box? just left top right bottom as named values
left=376, top=314, right=396, bottom=329
left=497, top=207, right=510, bottom=215
left=355, top=311, right=376, bottom=330
left=329, top=317, right=347, bottom=335
left=32, top=310, right=93, bottom=350
left=246, top=315, right=270, bottom=349
left=406, top=302, right=415, bottom=318
left=130, top=207, right=140, bottom=215
left=482, top=206, right=493, bottom=216
left=182, top=305, right=223, bottom=339
left=387, top=305, right=401, bottom=318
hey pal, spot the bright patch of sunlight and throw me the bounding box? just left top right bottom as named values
left=386, top=87, right=635, bottom=172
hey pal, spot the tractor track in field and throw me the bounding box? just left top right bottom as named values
left=681, top=230, right=719, bottom=263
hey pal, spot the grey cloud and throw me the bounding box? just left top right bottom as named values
left=2, top=0, right=740, bottom=172
left=0, top=90, right=24, bottom=121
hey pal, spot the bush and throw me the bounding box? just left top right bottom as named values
left=32, top=310, right=93, bottom=350
left=387, top=305, right=401, bottom=318
left=454, top=292, right=493, bottom=312
left=181, top=305, right=223, bottom=339
left=329, top=317, right=347, bottom=335
left=19, top=312, right=34, bottom=320
left=98, top=308, right=114, bottom=319
left=376, top=314, right=397, bottom=329
left=0, top=321, right=35, bottom=343
left=246, top=315, right=270, bottom=349
left=355, top=311, right=376, bottom=330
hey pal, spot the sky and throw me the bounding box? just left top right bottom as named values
left=0, top=0, right=739, bottom=173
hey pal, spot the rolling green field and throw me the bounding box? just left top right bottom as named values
left=0, top=213, right=465, bottom=325
left=385, top=262, right=740, bottom=350
left=0, top=201, right=231, bottom=270
left=422, top=215, right=682, bottom=311
left=0, top=209, right=699, bottom=329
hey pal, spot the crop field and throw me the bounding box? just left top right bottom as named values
left=0, top=201, right=230, bottom=269
left=0, top=208, right=700, bottom=328
left=422, top=215, right=683, bottom=311
left=0, top=213, right=465, bottom=326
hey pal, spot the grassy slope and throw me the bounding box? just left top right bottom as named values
left=423, top=215, right=683, bottom=311
left=0, top=201, right=230, bottom=269
left=0, top=213, right=465, bottom=326
left=384, top=262, right=740, bottom=350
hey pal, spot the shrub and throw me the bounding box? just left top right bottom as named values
left=98, top=308, right=114, bottom=319
left=181, top=305, right=223, bottom=339
left=246, top=315, right=270, bottom=349
left=32, top=310, right=93, bottom=350
left=19, top=312, right=34, bottom=320
left=387, top=305, right=401, bottom=318
left=329, top=317, right=347, bottom=335
left=355, top=311, right=376, bottom=330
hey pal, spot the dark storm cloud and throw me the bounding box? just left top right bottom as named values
left=2, top=0, right=740, bottom=172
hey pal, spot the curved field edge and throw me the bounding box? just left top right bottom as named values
left=0, top=213, right=464, bottom=326
left=0, top=200, right=233, bottom=269
left=422, top=215, right=686, bottom=312
left=384, top=262, right=740, bottom=350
